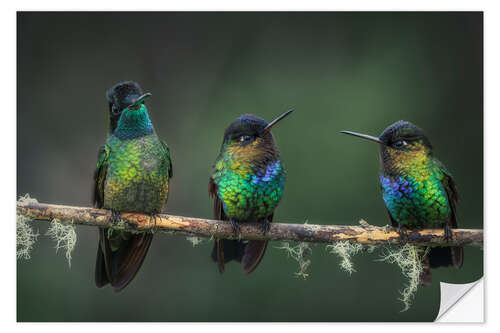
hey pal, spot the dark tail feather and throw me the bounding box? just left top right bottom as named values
left=111, top=233, right=153, bottom=292
left=211, top=239, right=247, bottom=273
left=420, top=255, right=432, bottom=286
left=210, top=239, right=268, bottom=274
left=95, top=229, right=153, bottom=292
left=95, top=241, right=110, bottom=288
left=95, top=228, right=113, bottom=288
left=428, top=246, right=464, bottom=269
left=242, top=240, right=268, bottom=274
left=420, top=246, right=464, bottom=286
left=451, top=247, right=464, bottom=268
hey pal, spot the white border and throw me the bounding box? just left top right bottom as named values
left=3, top=1, right=497, bottom=331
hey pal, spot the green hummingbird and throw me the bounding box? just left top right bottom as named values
left=93, top=81, right=172, bottom=292
left=341, top=120, right=463, bottom=285
left=209, top=110, right=293, bottom=274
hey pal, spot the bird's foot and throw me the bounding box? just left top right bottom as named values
left=444, top=224, right=453, bottom=242
left=109, top=209, right=122, bottom=226
left=148, top=213, right=159, bottom=232
left=397, top=223, right=409, bottom=242
left=230, top=219, right=241, bottom=237
left=259, top=220, right=271, bottom=234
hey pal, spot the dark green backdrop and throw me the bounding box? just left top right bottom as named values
left=17, top=12, right=483, bottom=322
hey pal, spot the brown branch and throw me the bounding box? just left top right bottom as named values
left=16, top=201, right=483, bottom=247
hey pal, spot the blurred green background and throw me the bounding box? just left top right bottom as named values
left=17, top=12, right=483, bottom=322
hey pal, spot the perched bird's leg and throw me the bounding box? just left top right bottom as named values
left=109, top=209, right=122, bottom=225
left=260, top=219, right=271, bottom=234
left=229, top=219, right=241, bottom=236
left=148, top=213, right=158, bottom=231
left=396, top=222, right=408, bottom=242
left=444, top=223, right=453, bottom=242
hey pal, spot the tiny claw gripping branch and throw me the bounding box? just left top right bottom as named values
left=148, top=213, right=159, bottom=231
left=444, top=224, right=453, bottom=242
left=260, top=220, right=271, bottom=234
left=397, top=223, right=409, bottom=242
left=230, top=219, right=241, bottom=236
left=109, top=209, right=122, bottom=225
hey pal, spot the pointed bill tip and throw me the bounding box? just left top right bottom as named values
left=262, top=109, right=294, bottom=134
left=130, top=93, right=152, bottom=108
left=340, top=130, right=383, bottom=144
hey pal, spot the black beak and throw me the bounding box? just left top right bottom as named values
left=261, top=109, right=294, bottom=135
left=130, top=93, right=152, bottom=108
left=340, top=130, right=384, bottom=144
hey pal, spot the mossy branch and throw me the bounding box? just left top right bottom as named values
left=17, top=201, right=483, bottom=247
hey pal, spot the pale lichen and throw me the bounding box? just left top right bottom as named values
left=276, top=241, right=311, bottom=279
left=18, top=193, right=39, bottom=205
left=16, top=194, right=39, bottom=260
left=186, top=236, right=204, bottom=247
left=358, top=219, right=371, bottom=228
left=326, top=241, right=363, bottom=275
left=382, top=224, right=393, bottom=233
left=16, top=214, right=38, bottom=260
left=378, top=243, right=429, bottom=312
left=46, top=219, right=77, bottom=268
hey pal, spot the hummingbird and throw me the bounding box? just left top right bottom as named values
left=92, top=81, right=173, bottom=292
left=209, top=110, right=293, bottom=274
left=341, top=120, right=463, bottom=285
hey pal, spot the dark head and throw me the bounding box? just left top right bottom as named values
left=220, top=110, right=293, bottom=161
left=106, top=81, right=152, bottom=133
left=341, top=120, right=433, bottom=174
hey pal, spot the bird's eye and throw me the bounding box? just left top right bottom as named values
left=393, top=140, right=408, bottom=148
left=111, top=105, right=121, bottom=115
left=239, top=135, right=253, bottom=143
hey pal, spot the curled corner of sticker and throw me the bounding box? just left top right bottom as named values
left=435, top=277, right=484, bottom=322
